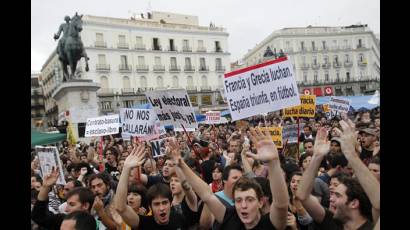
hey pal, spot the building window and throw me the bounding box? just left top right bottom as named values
left=345, top=54, right=350, bottom=62
left=324, top=55, right=329, bottom=64
left=314, top=72, right=318, bottom=82
left=215, top=58, right=222, bottom=70
left=344, top=39, right=348, bottom=49
left=303, top=72, right=307, bottom=82
left=336, top=72, right=340, bottom=82
left=334, top=55, right=339, bottom=64
left=98, top=54, right=106, bottom=64
left=346, top=72, right=350, bottom=82
left=100, top=76, right=108, bottom=88
left=155, top=57, right=161, bottom=65
left=218, top=75, right=223, bottom=88
left=136, top=36, right=142, bottom=45
left=201, top=75, right=208, bottom=87
left=157, top=76, right=163, bottom=88
left=96, top=33, right=103, bottom=42
left=169, top=39, right=175, bottom=51
left=119, top=35, right=126, bottom=43
left=322, top=41, right=326, bottom=50
left=300, top=41, right=305, bottom=51
left=172, top=76, right=179, bottom=88
left=215, top=41, right=222, bottom=52
left=358, top=39, right=362, bottom=48
left=200, top=58, right=206, bottom=70
left=170, top=57, right=177, bottom=68
left=325, top=72, right=329, bottom=81
left=153, top=38, right=161, bottom=50
left=313, top=56, right=317, bottom=65
left=102, top=101, right=112, bottom=110
left=198, top=40, right=204, bottom=48
left=185, top=57, right=192, bottom=68
left=124, top=100, right=134, bottom=108
left=140, top=76, right=147, bottom=88
left=120, top=55, right=128, bottom=66
left=359, top=53, right=364, bottom=62
left=187, top=76, right=193, bottom=87
left=123, top=76, right=130, bottom=88
left=311, top=41, right=316, bottom=51
left=138, top=56, right=145, bottom=65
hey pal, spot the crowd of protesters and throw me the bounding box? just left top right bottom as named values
left=31, top=107, right=380, bottom=230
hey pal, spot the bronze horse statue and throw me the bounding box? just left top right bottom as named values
left=54, top=13, right=89, bottom=81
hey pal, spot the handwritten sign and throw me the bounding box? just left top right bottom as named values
left=260, top=127, right=283, bottom=148
left=283, top=95, right=316, bottom=118
left=145, top=89, right=197, bottom=129
left=85, top=114, right=120, bottom=137
left=35, top=146, right=66, bottom=185
left=224, top=57, right=300, bottom=121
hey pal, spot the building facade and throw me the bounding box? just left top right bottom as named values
left=39, top=11, right=231, bottom=127
left=31, top=72, right=46, bottom=128
left=240, top=25, right=380, bottom=96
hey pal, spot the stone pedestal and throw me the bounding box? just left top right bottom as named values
left=52, top=79, right=100, bottom=140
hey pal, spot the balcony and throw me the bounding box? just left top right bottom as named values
left=197, top=47, right=207, bottom=52
left=333, top=62, right=342, bottom=68
left=137, top=87, right=148, bottom=93
left=97, top=88, right=114, bottom=96
left=121, top=88, right=135, bottom=95
left=119, top=64, right=132, bottom=73
left=200, top=86, right=212, bottom=91
left=186, top=86, right=197, bottom=92
left=182, top=46, right=192, bottom=52
left=358, top=61, right=368, bottom=67
left=215, top=66, right=226, bottom=72
left=344, top=61, right=353, bottom=67
left=153, top=65, right=165, bottom=72
left=167, top=46, right=178, bottom=52
left=169, top=65, right=181, bottom=73
left=215, top=47, right=223, bottom=53
left=356, top=45, right=366, bottom=50
left=300, top=63, right=310, bottom=70
left=94, top=41, right=107, bottom=48
left=152, top=45, right=162, bottom=51
left=134, top=44, right=146, bottom=50
left=199, top=66, right=209, bottom=72
left=184, top=65, right=195, bottom=73
left=117, top=43, right=129, bottom=49
left=96, top=64, right=110, bottom=72
left=311, top=63, right=320, bottom=70
left=322, top=63, right=331, bottom=69
left=136, top=65, right=149, bottom=73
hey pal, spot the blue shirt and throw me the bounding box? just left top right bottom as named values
left=215, top=191, right=234, bottom=206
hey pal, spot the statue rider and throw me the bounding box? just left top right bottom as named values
left=54, top=16, right=71, bottom=60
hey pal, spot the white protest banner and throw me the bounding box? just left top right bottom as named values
left=329, top=96, right=351, bottom=113
left=85, top=114, right=120, bottom=137
left=145, top=89, right=197, bottom=129
left=205, top=111, right=221, bottom=124
left=174, top=127, right=196, bottom=132
left=120, top=108, right=157, bottom=137
left=282, top=124, right=299, bottom=143
left=224, top=57, right=300, bottom=121
left=150, top=139, right=166, bottom=158
left=35, top=146, right=66, bottom=185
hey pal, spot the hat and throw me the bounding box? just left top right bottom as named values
left=359, top=128, right=377, bottom=136
left=330, top=137, right=341, bottom=144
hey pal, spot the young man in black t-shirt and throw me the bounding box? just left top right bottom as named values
left=171, top=127, right=289, bottom=230
left=115, top=145, right=187, bottom=230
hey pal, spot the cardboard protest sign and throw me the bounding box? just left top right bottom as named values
left=35, top=146, right=66, bottom=185
left=120, top=108, right=157, bottom=137
left=329, top=97, right=351, bottom=113
left=145, top=89, right=197, bottom=129
left=85, top=114, right=120, bottom=137
left=205, top=111, right=221, bottom=124
left=223, top=57, right=300, bottom=121
left=150, top=139, right=166, bottom=158
left=260, top=127, right=283, bottom=148
left=283, top=95, right=316, bottom=118
left=282, top=124, right=299, bottom=143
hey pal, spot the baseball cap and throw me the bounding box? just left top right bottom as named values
left=358, top=128, right=377, bottom=136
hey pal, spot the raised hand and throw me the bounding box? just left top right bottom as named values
left=337, top=119, right=359, bottom=158
left=167, top=137, right=182, bottom=163
left=313, top=128, right=330, bottom=158
left=43, top=167, right=60, bottom=187
left=93, top=196, right=104, bottom=212
left=246, top=127, right=278, bottom=162
left=123, top=144, right=146, bottom=169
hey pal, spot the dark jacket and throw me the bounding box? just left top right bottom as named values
left=31, top=199, right=65, bottom=230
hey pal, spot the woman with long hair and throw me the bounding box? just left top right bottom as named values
left=209, top=164, right=224, bottom=193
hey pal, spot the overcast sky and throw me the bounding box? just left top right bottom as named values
left=31, top=0, right=380, bottom=72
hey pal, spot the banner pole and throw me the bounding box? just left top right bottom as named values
left=297, top=117, right=300, bottom=161
left=99, top=136, right=104, bottom=172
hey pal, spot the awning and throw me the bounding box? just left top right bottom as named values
left=31, top=130, right=67, bottom=147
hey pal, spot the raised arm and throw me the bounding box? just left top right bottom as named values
left=296, top=128, right=329, bottom=223
left=247, top=127, right=289, bottom=230
left=169, top=138, right=226, bottom=223
left=240, top=143, right=254, bottom=176
left=92, top=196, right=117, bottom=230
left=338, top=120, right=380, bottom=220
left=114, top=144, right=146, bottom=228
